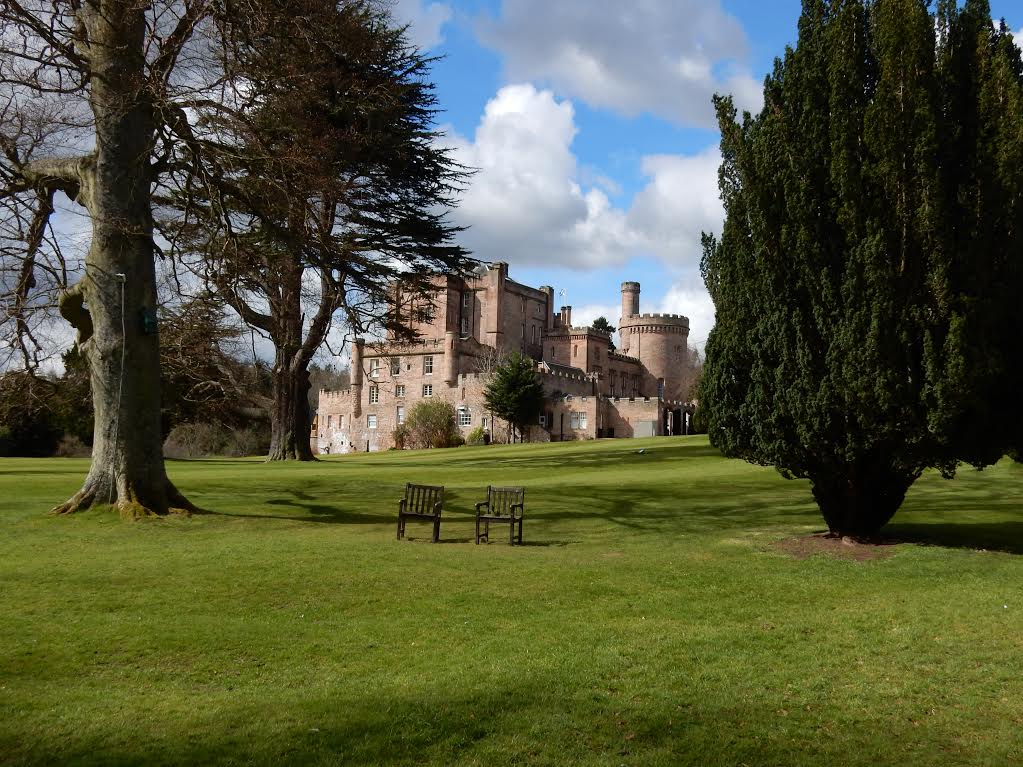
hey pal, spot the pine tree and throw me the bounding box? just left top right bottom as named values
left=483, top=353, right=545, bottom=443
left=701, top=0, right=1021, bottom=537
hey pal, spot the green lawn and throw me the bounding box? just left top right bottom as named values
left=2, top=436, right=1023, bottom=766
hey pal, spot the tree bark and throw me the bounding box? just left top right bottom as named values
left=265, top=264, right=316, bottom=462
left=53, top=1, right=193, bottom=517
left=267, top=365, right=315, bottom=461
left=809, top=462, right=920, bottom=539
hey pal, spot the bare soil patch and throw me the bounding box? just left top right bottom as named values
left=772, top=532, right=900, bottom=561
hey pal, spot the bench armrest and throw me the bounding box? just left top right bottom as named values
left=474, top=501, right=489, bottom=512
left=432, top=501, right=443, bottom=515
left=510, top=502, right=524, bottom=516
left=398, top=499, right=407, bottom=512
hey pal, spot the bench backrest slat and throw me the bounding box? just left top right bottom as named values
left=404, top=483, right=444, bottom=514
left=487, top=486, right=524, bottom=517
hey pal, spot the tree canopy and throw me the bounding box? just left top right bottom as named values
left=700, top=0, right=1023, bottom=537
left=484, top=353, right=544, bottom=442
left=591, top=316, right=616, bottom=350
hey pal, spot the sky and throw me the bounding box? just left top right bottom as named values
left=390, top=0, right=1023, bottom=352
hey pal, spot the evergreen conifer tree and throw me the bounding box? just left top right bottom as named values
left=701, top=0, right=1023, bottom=537
left=483, top=353, right=545, bottom=443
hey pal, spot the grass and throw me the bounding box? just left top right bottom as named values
left=2, top=435, right=1023, bottom=766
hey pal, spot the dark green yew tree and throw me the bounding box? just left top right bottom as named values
left=701, top=0, right=1023, bottom=537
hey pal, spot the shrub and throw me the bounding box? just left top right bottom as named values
left=398, top=400, right=461, bottom=449
left=466, top=425, right=486, bottom=445
left=163, top=422, right=270, bottom=458
left=54, top=435, right=91, bottom=457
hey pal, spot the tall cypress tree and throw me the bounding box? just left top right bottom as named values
left=701, top=0, right=1021, bottom=537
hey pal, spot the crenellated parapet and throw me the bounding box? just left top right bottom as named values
left=618, top=312, right=690, bottom=331
left=318, top=388, right=355, bottom=409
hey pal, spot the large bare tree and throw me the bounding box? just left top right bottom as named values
left=0, top=1, right=221, bottom=515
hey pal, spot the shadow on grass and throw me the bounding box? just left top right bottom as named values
left=885, top=521, right=1023, bottom=555
left=9, top=677, right=973, bottom=767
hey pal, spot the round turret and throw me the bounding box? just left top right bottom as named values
left=617, top=313, right=690, bottom=400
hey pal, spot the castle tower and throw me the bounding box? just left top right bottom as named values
left=616, top=280, right=689, bottom=400
left=619, top=281, right=641, bottom=356
left=621, top=281, right=640, bottom=319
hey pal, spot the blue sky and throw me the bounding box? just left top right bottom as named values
left=392, top=0, right=1022, bottom=352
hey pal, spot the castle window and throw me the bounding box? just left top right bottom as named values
left=340, top=415, right=345, bottom=429
left=367, top=414, right=377, bottom=429
left=658, top=378, right=665, bottom=398
left=396, top=406, right=405, bottom=425
left=521, top=323, right=525, bottom=339
left=573, top=345, right=577, bottom=358
left=539, top=413, right=547, bottom=427
left=570, top=412, right=587, bottom=430
left=521, top=296, right=526, bottom=313
left=424, top=356, right=433, bottom=375
left=396, top=384, right=406, bottom=398
left=463, top=292, right=471, bottom=308
left=531, top=325, right=536, bottom=344
left=327, top=415, right=332, bottom=427
left=461, top=317, right=469, bottom=336
left=369, top=385, right=379, bottom=404
left=369, top=359, right=380, bottom=378
left=390, top=357, right=400, bottom=375
left=458, top=407, right=471, bottom=426
left=423, top=384, right=433, bottom=397
left=482, top=416, right=489, bottom=429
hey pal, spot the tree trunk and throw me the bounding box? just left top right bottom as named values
left=53, top=1, right=192, bottom=517
left=266, top=263, right=316, bottom=462
left=809, top=462, right=920, bottom=538
left=267, top=365, right=315, bottom=461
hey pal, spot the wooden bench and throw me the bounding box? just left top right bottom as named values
left=396, top=483, right=444, bottom=542
left=475, top=486, right=524, bottom=545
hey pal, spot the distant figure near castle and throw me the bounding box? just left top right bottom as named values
left=313, top=262, right=695, bottom=453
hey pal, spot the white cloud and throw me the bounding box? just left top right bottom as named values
left=444, top=84, right=723, bottom=272
left=659, top=277, right=715, bottom=352
left=388, top=0, right=452, bottom=50
left=478, top=0, right=762, bottom=127
left=570, top=303, right=621, bottom=329
left=443, top=84, right=637, bottom=268
left=628, top=148, right=723, bottom=264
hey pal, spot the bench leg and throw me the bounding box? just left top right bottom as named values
left=397, top=514, right=403, bottom=540
left=509, top=518, right=515, bottom=545
left=432, top=516, right=440, bottom=543
left=517, top=518, right=523, bottom=545
left=475, top=516, right=480, bottom=544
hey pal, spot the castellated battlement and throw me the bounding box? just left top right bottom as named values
left=538, top=367, right=590, bottom=384
left=620, top=312, right=690, bottom=327
left=608, top=350, right=641, bottom=364
left=317, top=388, right=354, bottom=406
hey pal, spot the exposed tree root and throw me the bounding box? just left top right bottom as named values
left=51, top=478, right=197, bottom=518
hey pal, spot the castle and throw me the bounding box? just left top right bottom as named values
left=313, top=262, right=695, bottom=453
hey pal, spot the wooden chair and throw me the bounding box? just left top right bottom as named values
left=396, top=483, right=444, bottom=543
left=474, top=486, right=524, bottom=545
